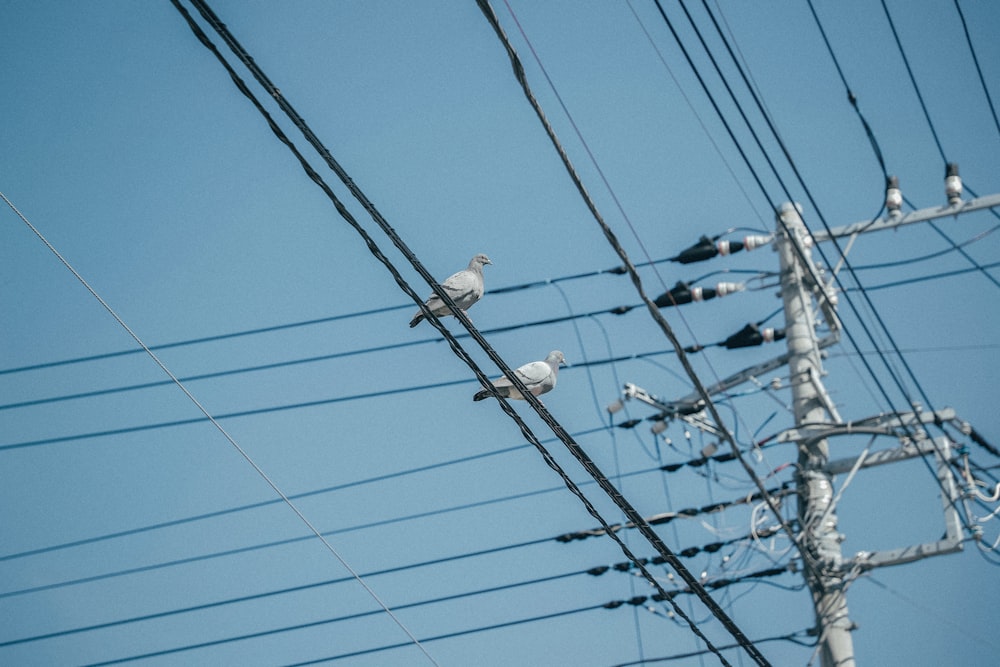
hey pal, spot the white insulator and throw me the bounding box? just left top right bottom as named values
left=606, top=399, right=624, bottom=414
left=946, top=174, right=963, bottom=205
left=717, top=240, right=732, bottom=256
left=743, top=234, right=772, bottom=251
left=886, top=188, right=902, bottom=213
left=650, top=420, right=668, bottom=435
left=691, top=286, right=705, bottom=302
left=715, top=282, right=744, bottom=297
left=762, top=327, right=775, bottom=343
left=701, top=442, right=718, bottom=458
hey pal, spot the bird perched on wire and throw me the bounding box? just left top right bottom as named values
left=474, top=351, right=566, bottom=402
left=409, top=253, right=492, bottom=327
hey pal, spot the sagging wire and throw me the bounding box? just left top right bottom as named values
left=485, top=1, right=803, bottom=611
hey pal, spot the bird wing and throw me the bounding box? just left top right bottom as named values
left=440, top=268, right=483, bottom=307
left=513, top=361, right=552, bottom=388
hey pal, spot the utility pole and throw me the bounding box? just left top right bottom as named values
left=617, top=173, right=996, bottom=665
left=775, top=202, right=855, bottom=667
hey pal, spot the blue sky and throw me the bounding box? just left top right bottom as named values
left=2, top=1, right=999, bottom=665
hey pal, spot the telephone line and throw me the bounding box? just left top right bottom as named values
left=0, top=308, right=642, bottom=411
left=0, top=255, right=678, bottom=378
left=0, top=426, right=600, bottom=563
left=0, top=351, right=672, bottom=452
left=952, top=0, right=1000, bottom=140
left=486, top=6, right=799, bottom=653
left=0, top=465, right=764, bottom=600
left=3, top=527, right=773, bottom=650
left=188, top=0, right=762, bottom=659
left=81, top=562, right=793, bottom=667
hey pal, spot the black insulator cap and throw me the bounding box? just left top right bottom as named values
left=672, top=235, right=718, bottom=264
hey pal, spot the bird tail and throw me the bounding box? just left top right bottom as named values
left=473, top=389, right=490, bottom=401
left=409, top=313, right=423, bottom=328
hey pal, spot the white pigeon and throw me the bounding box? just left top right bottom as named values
left=474, top=351, right=567, bottom=401
left=410, top=253, right=492, bottom=327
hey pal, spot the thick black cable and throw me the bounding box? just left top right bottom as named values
left=478, top=3, right=786, bottom=663
left=691, top=0, right=980, bottom=464
left=179, top=1, right=760, bottom=662
left=658, top=0, right=981, bottom=592
left=645, top=0, right=851, bottom=577
left=680, top=0, right=923, bottom=416
left=953, top=0, right=1000, bottom=140
left=484, top=3, right=826, bottom=660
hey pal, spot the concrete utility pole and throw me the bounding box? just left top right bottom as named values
left=775, top=202, right=856, bottom=667
left=619, top=176, right=995, bottom=665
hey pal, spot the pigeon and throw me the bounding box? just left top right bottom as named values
left=474, top=351, right=567, bottom=401
left=409, top=253, right=492, bottom=327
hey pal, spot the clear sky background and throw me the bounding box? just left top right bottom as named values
left=2, top=1, right=999, bottom=666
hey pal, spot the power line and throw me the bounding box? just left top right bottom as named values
left=82, top=567, right=787, bottom=667
left=496, top=3, right=792, bottom=554
left=174, top=2, right=771, bottom=661
left=952, top=0, right=1000, bottom=141
left=612, top=631, right=815, bottom=666
left=878, top=0, right=948, bottom=163
left=0, top=312, right=655, bottom=412
left=0, top=427, right=601, bottom=563
left=0, top=189, right=436, bottom=665
left=0, top=464, right=770, bottom=600
left=0, top=254, right=682, bottom=377
left=480, top=6, right=795, bottom=660
left=0, top=351, right=672, bottom=452
left=4, top=526, right=775, bottom=650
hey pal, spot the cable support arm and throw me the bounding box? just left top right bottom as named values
left=810, top=192, right=1000, bottom=242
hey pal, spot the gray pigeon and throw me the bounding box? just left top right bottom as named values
left=410, top=253, right=492, bottom=327
left=474, top=351, right=567, bottom=401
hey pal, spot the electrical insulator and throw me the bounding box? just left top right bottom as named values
left=654, top=281, right=699, bottom=307
left=653, top=281, right=742, bottom=307
left=670, top=235, right=747, bottom=264
left=671, top=236, right=716, bottom=264
left=743, top=234, right=773, bottom=251
left=945, top=163, right=963, bottom=206
left=650, top=420, right=668, bottom=435
left=716, top=239, right=743, bottom=256
left=885, top=175, right=902, bottom=216
left=715, top=282, right=744, bottom=297
left=722, top=322, right=786, bottom=349
left=606, top=399, right=624, bottom=414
